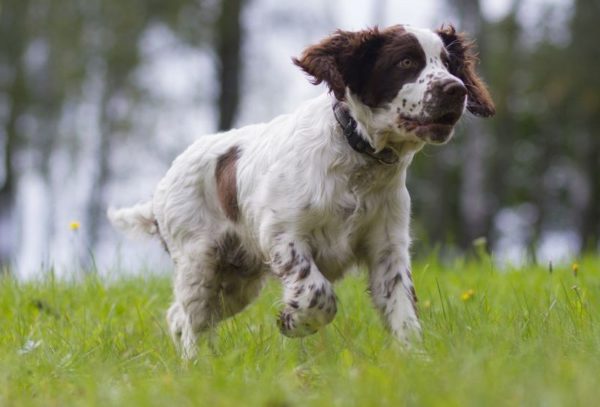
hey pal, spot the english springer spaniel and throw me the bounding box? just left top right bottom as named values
left=109, top=24, right=495, bottom=359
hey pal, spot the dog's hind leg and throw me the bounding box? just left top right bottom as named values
left=168, top=245, right=221, bottom=360
left=212, top=233, right=266, bottom=321
left=167, top=236, right=265, bottom=359
left=167, top=277, right=264, bottom=359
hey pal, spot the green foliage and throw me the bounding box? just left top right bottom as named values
left=1, top=257, right=599, bottom=406
left=410, top=0, right=600, bottom=251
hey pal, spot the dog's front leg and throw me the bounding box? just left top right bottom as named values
left=270, top=239, right=337, bottom=337
left=368, top=243, right=421, bottom=346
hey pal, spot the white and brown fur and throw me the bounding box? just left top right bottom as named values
left=108, top=24, right=494, bottom=359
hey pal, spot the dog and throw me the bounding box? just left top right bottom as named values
left=108, top=24, right=494, bottom=359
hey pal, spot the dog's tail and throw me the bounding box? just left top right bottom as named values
left=107, top=201, right=157, bottom=237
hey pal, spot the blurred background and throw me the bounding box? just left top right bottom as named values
left=0, top=0, right=597, bottom=279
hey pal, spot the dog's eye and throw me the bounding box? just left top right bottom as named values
left=399, top=58, right=414, bottom=69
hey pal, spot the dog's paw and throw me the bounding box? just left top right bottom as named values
left=277, top=298, right=337, bottom=338
left=167, top=303, right=183, bottom=333
left=278, top=308, right=320, bottom=337
left=391, top=317, right=422, bottom=347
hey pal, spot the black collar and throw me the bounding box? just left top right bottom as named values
left=332, top=101, right=399, bottom=165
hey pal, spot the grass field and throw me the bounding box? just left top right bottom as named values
left=1, top=256, right=599, bottom=406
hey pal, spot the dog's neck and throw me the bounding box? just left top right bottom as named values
left=332, top=101, right=400, bottom=166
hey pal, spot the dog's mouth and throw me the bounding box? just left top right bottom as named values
left=398, top=111, right=462, bottom=144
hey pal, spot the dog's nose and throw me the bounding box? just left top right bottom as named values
left=424, top=78, right=467, bottom=125
left=438, top=78, right=467, bottom=98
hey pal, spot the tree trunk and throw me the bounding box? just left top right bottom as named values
left=459, top=120, right=491, bottom=246
left=0, top=0, right=29, bottom=269
left=216, top=0, right=245, bottom=131
left=84, top=84, right=115, bottom=267
left=570, top=0, right=600, bottom=251
left=447, top=0, right=492, bottom=248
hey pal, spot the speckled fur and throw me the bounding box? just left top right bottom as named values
left=108, top=24, right=494, bottom=359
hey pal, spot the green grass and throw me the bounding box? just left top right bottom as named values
left=1, top=256, right=600, bottom=406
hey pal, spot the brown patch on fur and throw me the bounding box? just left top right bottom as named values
left=215, top=146, right=241, bottom=221
left=359, top=27, right=426, bottom=107
left=436, top=25, right=495, bottom=117
left=293, top=26, right=426, bottom=107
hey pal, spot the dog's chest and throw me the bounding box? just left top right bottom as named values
left=303, top=188, right=379, bottom=281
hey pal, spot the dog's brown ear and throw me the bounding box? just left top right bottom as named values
left=437, top=25, right=495, bottom=117
left=293, top=28, right=385, bottom=101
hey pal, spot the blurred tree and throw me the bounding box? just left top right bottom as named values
left=83, top=0, right=215, bottom=254
left=504, top=0, right=600, bottom=253
left=216, top=0, right=245, bottom=130
left=450, top=0, right=493, bottom=248
left=0, top=0, right=31, bottom=268
left=482, top=6, right=526, bottom=245
left=425, top=0, right=600, bottom=256
left=29, top=0, right=88, bottom=259
left=568, top=0, right=600, bottom=250
left=0, top=0, right=246, bottom=270
left=83, top=0, right=150, bottom=254
left=410, top=0, right=499, bottom=252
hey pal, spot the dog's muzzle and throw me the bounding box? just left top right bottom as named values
left=399, top=78, right=467, bottom=144
left=426, top=78, right=467, bottom=122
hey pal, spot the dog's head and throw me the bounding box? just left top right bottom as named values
left=294, top=25, right=495, bottom=146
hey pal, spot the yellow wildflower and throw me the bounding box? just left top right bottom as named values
left=572, top=263, right=579, bottom=277
left=461, top=289, right=475, bottom=302
left=422, top=300, right=432, bottom=309
left=69, top=221, right=81, bottom=231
